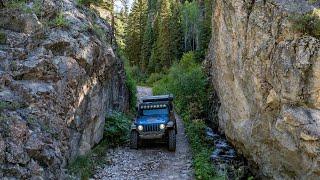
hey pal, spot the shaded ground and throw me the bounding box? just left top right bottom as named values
left=93, top=86, right=194, bottom=180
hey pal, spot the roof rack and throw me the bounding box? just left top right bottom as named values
left=141, top=94, right=174, bottom=103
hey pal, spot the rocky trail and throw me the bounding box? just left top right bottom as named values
left=93, top=87, right=194, bottom=180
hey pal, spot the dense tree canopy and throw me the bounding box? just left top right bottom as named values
left=124, top=0, right=213, bottom=79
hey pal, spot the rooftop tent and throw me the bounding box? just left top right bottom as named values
left=141, top=95, right=174, bottom=103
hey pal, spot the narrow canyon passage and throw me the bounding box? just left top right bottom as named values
left=93, top=87, right=194, bottom=180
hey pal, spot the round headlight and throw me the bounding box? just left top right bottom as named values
left=160, top=124, right=165, bottom=130
left=138, top=125, right=143, bottom=131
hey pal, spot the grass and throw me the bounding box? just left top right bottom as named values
left=68, top=139, right=109, bottom=180
left=67, top=112, right=131, bottom=180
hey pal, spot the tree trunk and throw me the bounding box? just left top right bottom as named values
left=111, top=0, right=115, bottom=45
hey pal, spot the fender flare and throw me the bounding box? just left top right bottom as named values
left=131, top=124, right=137, bottom=130
left=167, top=121, right=174, bottom=128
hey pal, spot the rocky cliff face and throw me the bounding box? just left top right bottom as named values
left=207, top=0, right=319, bottom=179
left=0, top=0, right=129, bottom=178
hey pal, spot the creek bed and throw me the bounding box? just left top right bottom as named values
left=205, top=127, right=253, bottom=179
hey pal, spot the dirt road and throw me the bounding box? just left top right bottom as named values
left=93, top=86, right=194, bottom=180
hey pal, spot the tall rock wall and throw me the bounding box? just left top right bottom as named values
left=206, top=0, right=320, bottom=179
left=0, top=0, right=129, bottom=178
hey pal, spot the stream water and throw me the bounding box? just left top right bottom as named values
left=205, top=127, right=253, bottom=179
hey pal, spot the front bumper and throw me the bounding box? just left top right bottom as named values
left=138, top=131, right=165, bottom=139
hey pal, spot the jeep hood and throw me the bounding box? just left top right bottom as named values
left=136, top=115, right=169, bottom=125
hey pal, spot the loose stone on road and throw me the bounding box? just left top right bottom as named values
left=93, top=86, right=194, bottom=180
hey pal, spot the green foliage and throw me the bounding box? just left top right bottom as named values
left=184, top=118, right=221, bottom=180
left=181, top=1, right=200, bottom=52
left=0, top=31, right=6, bottom=44
left=76, top=0, right=102, bottom=6
left=93, top=24, right=107, bottom=43
left=126, top=65, right=147, bottom=84
left=68, top=139, right=110, bottom=180
left=146, top=72, right=164, bottom=86
left=0, top=101, right=26, bottom=112
left=290, top=12, right=320, bottom=39
left=104, top=112, right=131, bottom=145
left=308, top=0, right=318, bottom=4
left=5, top=0, right=26, bottom=9
left=125, top=0, right=212, bottom=75
left=153, top=52, right=208, bottom=119
left=125, top=0, right=148, bottom=68
left=52, top=12, right=70, bottom=28
left=5, top=0, right=43, bottom=16
left=68, top=155, right=93, bottom=180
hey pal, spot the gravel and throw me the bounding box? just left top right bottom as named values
left=93, top=87, right=194, bottom=180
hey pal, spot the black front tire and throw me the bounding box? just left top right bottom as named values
left=130, top=130, right=139, bottom=149
left=168, top=129, right=176, bottom=151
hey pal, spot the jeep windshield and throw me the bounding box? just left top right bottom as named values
left=142, top=108, right=169, bottom=116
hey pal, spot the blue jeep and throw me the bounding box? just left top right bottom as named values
left=130, top=95, right=177, bottom=151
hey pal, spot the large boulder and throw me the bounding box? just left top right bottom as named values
left=0, top=0, right=129, bottom=178
left=206, top=0, right=320, bottom=179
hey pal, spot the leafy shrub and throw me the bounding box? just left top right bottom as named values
left=52, top=12, right=69, bottom=28
left=184, top=118, right=220, bottom=180
left=153, top=52, right=208, bottom=119
left=146, top=72, right=164, bottom=86
left=290, top=11, right=320, bottom=39
left=104, top=112, right=131, bottom=145
left=126, top=65, right=147, bottom=84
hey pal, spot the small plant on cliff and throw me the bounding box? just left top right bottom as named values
left=52, top=12, right=70, bottom=28
left=92, top=24, right=107, bottom=44
left=76, top=0, right=102, bottom=6
left=0, top=100, right=26, bottom=112
left=289, top=11, right=320, bottom=39
left=0, top=31, right=6, bottom=44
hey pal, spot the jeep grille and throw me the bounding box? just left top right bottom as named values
left=143, top=124, right=160, bottom=132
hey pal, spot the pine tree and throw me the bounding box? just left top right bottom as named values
left=141, top=18, right=154, bottom=72
left=169, top=0, right=183, bottom=63
left=125, top=0, right=148, bottom=66
left=154, top=0, right=172, bottom=71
